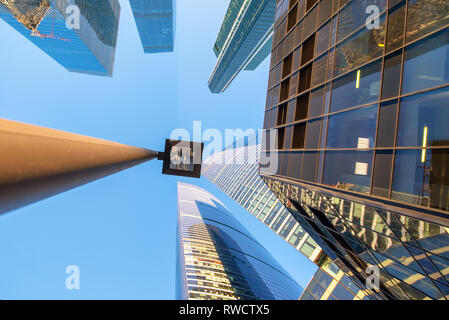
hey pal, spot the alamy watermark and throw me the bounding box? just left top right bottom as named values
left=366, top=265, right=380, bottom=290
left=65, top=265, right=80, bottom=290
left=169, top=121, right=279, bottom=173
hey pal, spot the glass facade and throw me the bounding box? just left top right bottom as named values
left=208, top=0, right=276, bottom=93
left=0, top=0, right=120, bottom=76
left=300, top=258, right=368, bottom=300
left=176, top=182, right=302, bottom=300
left=129, top=0, right=176, bottom=54
left=203, top=133, right=369, bottom=299
left=261, top=0, right=449, bottom=300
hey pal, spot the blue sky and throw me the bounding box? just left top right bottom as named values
left=0, top=0, right=317, bottom=299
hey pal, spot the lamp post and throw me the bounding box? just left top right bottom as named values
left=0, top=118, right=203, bottom=215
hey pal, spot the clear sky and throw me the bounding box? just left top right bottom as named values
left=0, top=0, right=317, bottom=299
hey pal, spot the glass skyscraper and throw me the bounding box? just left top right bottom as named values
left=208, top=0, right=276, bottom=93
left=176, top=182, right=302, bottom=300
left=261, top=0, right=449, bottom=300
left=129, top=0, right=175, bottom=54
left=0, top=0, right=120, bottom=76
left=202, top=133, right=369, bottom=299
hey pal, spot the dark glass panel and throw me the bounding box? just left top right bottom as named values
left=280, top=78, right=290, bottom=102
left=277, top=103, right=288, bottom=125
left=302, top=34, right=316, bottom=66
left=287, top=4, right=298, bottom=32
left=372, top=150, right=393, bottom=198
left=296, top=93, right=310, bottom=120
left=293, top=123, right=307, bottom=149
left=381, top=51, right=402, bottom=99
left=376, top=100, right=398, bottom=148
left=299, top=64, right=313, bottom=92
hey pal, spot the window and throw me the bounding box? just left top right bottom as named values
left=392, top=149, right=449, bottom=211
left=303, top=4, right=318, bottom=39
left=305, top=119, right=321, bottom=149
left=397, top=86, right=449, bottom=147
left=326, top=104, right=378, bottom=149
left=337, top=0, right=387, bottom=42
left=315, top=21, right=331, bottom=56
left=287, top=4, right=298, bottom=32
left=299, top=64, right=313, bottom=92
left=277, top=103, right=288, bottom=125
left=301, top=34, right=315, bottom=66
left=278, top=127, right=285, bottom=149
left=280, top=79, right=290, bottom=102
left=372, top=150, right=393, bottom=197
left=306, top=0, right=318, bottom=11
left=283, top=53, right=293, bottom=78
left=288, top=152, right=304, bottom=179
left=330, top=59, right=382, bottom=113
left=309, top=86, right=325, bottom=117
left=334, top=14, right=386, bottom=77
left=381, top=51, right=402, bottom=100
left=292, top=123, right=307, bottom=149
left=318, top=0, right=333, bottom=27
left=296, top=93, right=309, bottom=120
left=402, top=28, right=449, bottom=94
left=323, top=150, right=373, bottom=194
left=376, top=100, right=398, bottom=148
left=311, top=53, right=328, bottom=86
left=406, top=0, right=449, bottom=43
left=386, top=0, right=405, bottom=53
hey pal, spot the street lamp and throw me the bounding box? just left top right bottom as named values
left=0, top=118, right=203, bottom=215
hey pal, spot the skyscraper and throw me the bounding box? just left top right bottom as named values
left=0, top=0, right=120, bottom=76
left=176, top=182, right=302, bottom=300
left=208, top=0, right=276, bottom=93
left=261, top=0, right=449, bottom=300
left=129, top=0, right=175, bottom=54
left=202, top=132, right=370, bottom=299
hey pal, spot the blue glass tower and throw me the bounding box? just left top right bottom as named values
left=0, top=0, right=120, bottom=76
left=176, top=182, right=302, bottom=300
left=208, top=0, right=276, bottom=93
left=129, top=0, right=175, bottom=54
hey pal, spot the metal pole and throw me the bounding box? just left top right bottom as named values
left=0, top=118, right=158, bottom=215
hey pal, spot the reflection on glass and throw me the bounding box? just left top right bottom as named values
left=402, top=28, right=449, bottom=94
left=331, top=59, right=381, bottom=113
left=392, top=149, right=449, bottom=211
left=323, top=150, right=373, bottom=194
left=0, top=0, right=120, bottom=76
left=327, top=104, right=378, bottom=149
left=334, top=13, right=386, bottom=77
left=406, top=0, right=449, bottom=43
left=397, top=86, right=449, bottom=147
